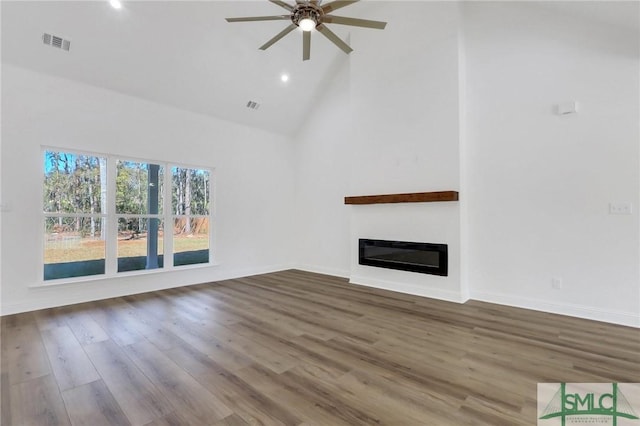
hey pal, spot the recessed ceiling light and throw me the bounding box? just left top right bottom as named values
left=110, top=0, right=122, bottom=10
left=281, top=74, right=289, bottom=83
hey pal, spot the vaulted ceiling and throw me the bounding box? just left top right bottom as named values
left=2, top=1, right=373, bottom=136
left=2, top=1, right=638, bottom=137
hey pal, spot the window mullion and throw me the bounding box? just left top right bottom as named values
left=105, top=156, right=118, bottom=275
left=209, top=169, right=215, bottom=264
left=164, top=164, right=174, bottom=269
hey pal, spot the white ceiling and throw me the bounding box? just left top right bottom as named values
left=2, top=1, right=638, bottom=137
left=1, top=0, right=377, bottom=136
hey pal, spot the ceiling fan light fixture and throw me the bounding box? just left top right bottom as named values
left=293, top=6, right=319, bottom=31
left=298, top=17, right=316, bottom=31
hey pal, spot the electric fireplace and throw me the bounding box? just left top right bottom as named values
left=359, top=239, right=448, bottom=276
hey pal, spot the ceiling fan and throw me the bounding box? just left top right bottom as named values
left=226, top=0, right=387, bottom=61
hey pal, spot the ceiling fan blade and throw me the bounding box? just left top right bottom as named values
left=322, top=0, right=359, bottom=14
left=268, top=0, right=294, bottom=12
left=226, top=15, right=290, bottom=23
left=316, top=23, right=352, bottom=54
left=259, top=24, right=297, bottom=50
left=303, top=30, right=311, bottom=61
left=323, top=15, right=386, bottom=29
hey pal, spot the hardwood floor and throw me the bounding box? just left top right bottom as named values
left=1, top=270, right=639, bottom=425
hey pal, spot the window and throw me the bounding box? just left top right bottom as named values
left=116, top=160, right=164, bottom=272
left=44, top=151, right=107, bottom=280
left=172, top=167, right=210, bottom=267
left=43, top=149, right=212, bottom=281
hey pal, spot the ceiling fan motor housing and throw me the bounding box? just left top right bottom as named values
left=291, top=4, right=322, bottom=28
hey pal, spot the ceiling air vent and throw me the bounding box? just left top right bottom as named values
left=246, top=100, right=260, bottom=110
left=43, top=33, right=70, bottom=51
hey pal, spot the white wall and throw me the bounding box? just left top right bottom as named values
left=1, top=64, right=295, bottom=314
left=463, top=2, right=640, bottom=326
left=0, top=7, right=3, bottom=311
left=293, top=56, right=352, bottom=278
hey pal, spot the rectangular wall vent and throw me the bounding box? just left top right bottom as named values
left=246, top=100, right=260, bottom=110
left=43, top=33, right=70, bottom=51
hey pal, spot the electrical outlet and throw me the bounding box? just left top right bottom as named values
left=609, top=202, right=633, bottom=215
left=551, top=277, right=563, bottom=290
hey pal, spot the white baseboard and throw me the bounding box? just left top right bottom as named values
left=1, top=263, right=295, bottom=316
left=349, top=275, right=469, bottom=303
left=295, top=264, right=350, bottom=279
left=471, top=290, right=640, bottom=328
left=2, top=293, right=107, bottom=316
left=4, top=268, right=638, bottom=329
left=214, top=264, right=296, bottom=282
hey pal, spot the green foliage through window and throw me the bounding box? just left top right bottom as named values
left=172, top=167, right=209, bottom=216
left=116, top=161, right=164, bottom=215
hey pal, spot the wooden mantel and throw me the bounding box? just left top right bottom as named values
left=344, top=191, right=459, bottom=205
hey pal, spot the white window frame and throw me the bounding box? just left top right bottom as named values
left=41, top=147, right=215, bottom=285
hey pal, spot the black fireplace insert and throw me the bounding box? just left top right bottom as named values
left=359, top=239, right=448, bottom=276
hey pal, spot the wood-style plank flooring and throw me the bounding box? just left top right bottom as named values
left=1, top=270, right=639, bottom=425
